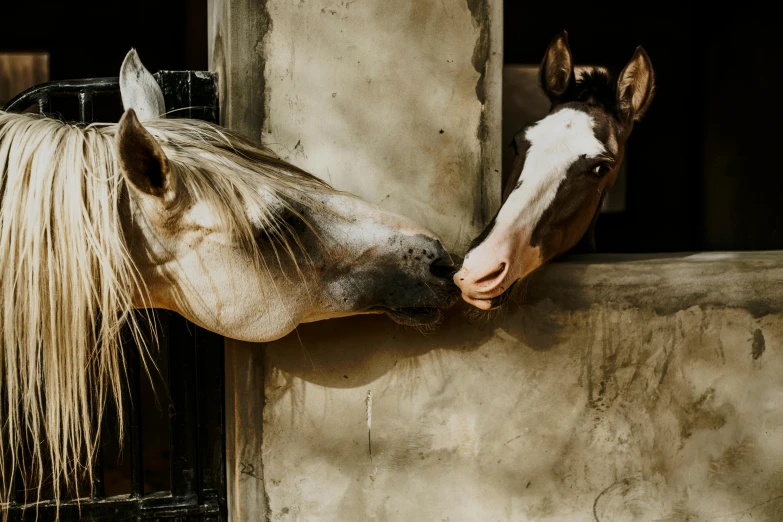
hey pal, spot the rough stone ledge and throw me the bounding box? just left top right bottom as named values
left=523, top=251, right=783, bottom=317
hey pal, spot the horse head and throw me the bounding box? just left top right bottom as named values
left=454, top=31, right=655, bottom=309
left=118, top=50, right=460, bottom=339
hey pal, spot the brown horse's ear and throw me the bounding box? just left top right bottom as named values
left=540, top=30, right=574, bottom=101
left=617, top=46, right=655, bottom=122
left=116, top=109, right=176, bottom=201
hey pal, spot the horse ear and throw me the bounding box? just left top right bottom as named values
left=617, top=46, right=655, bottom=122
left=119, top=49, right=166, bottom=121
left=117, top=109, right=176, bottom=201
left=540, top=30, right=574, bottom=100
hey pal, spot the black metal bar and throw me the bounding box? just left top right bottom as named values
left=79, top=90, right=94, bottom=123
left=166, top=312, right=198, bottom=501
left=126, top=336, right=144, bottom=499
left=2, top=72, right=218, bottom=123
left=12, top=461, right=24, bottom=506
left=91, top=445, right=105, bottom=500
left=3, top=77, right=119, bottom=113
left=5, top=491, right=220, bottom=522
left=155, top=71, right=218, bottom=123
left=90, top=390, right=105, bottom=500
left=37, top=94, right=50, bottom=116
left=195, top=326, right=227, bottom=518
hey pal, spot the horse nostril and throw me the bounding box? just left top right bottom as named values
left=429, top=257, right=456, bottom=280
left=475, top=262, right=506, bottom=285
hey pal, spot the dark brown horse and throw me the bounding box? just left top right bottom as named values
left=455, top=31, right=655, bottom=309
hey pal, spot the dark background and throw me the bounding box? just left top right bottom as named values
left=0, top=1, right=209, bottom=123
left=506, top=2, right=782, bottom=253
left=0, top=2, right=207, bottom=79
left=1, top=1, right=780, bottom=254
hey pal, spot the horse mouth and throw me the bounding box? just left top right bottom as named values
left=382, top=306, right=441, bottom=326
left=461, top=281, right=517, bottom=310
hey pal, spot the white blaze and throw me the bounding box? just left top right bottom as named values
left=496, top=108, right=605, bottom=233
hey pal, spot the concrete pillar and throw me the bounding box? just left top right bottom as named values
left=209, top=1, right=502, bottom=519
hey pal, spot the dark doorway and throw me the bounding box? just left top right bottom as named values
left=505, top=2, right=782, bottom=253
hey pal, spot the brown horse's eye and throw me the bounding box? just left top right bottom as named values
left=591, top=163, right=611, bottom=177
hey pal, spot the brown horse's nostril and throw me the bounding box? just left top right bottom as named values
left=475, top=262, right=506, bottom=285
left=429, top=257, right=456, bottom=281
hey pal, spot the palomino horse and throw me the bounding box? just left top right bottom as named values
left=0, top=50, right=457, bottom=505
left=455, top=31, right=655, bottom=309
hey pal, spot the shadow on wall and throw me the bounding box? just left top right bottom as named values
left=266, top=251, right=783, bottom=391
left=265, top=264, right=590, bottom=389
left=257, top=0, right=489, bottom=253
left=260, top=253, right=783, bottom=520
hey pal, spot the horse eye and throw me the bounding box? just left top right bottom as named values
left=591, top=164, right=610, bottom=177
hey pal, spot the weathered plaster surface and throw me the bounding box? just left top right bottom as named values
left=260, top=0, right=497, bottom=252
left=261, top=252, right=783, bottom=521
left=208, top=0, right=270, bottom=142
left=210, top=2, right=501, bottom=519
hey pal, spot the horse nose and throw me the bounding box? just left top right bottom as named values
left=453, top=261, right=509, bottom=294
left=429, top=256, right=457, bottom=281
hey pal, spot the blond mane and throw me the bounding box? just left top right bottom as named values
left=0, top=110, right=331, bottom=509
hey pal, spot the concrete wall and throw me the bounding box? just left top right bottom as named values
left=209, top=0, right=501, bottom=252
left=263, top=252, right=783, bottom=521
left=209, top=2, right=783, bottom=520
left=209, top=0, right=501, bottom=519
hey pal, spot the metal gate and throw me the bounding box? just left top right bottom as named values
left=2, top=71, right=227, bottom=521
